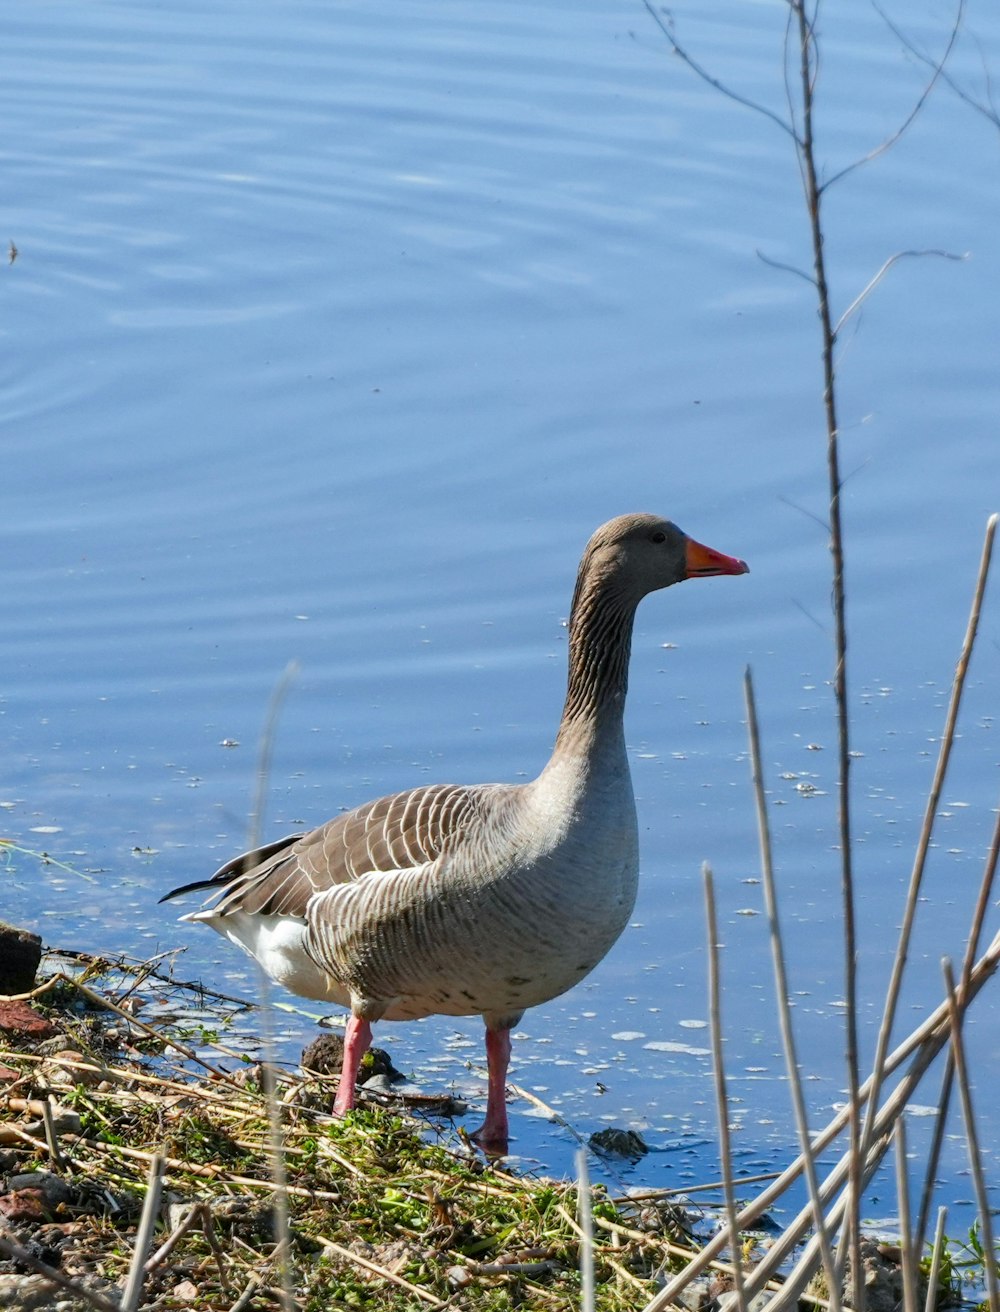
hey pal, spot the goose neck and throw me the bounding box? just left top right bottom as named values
left=554, top=582, right=637, bottom=750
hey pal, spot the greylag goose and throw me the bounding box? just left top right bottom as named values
left=162, top=513, right=747, bottom=1151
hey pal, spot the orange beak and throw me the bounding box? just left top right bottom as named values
left=684, top=537, right=750, bottom=579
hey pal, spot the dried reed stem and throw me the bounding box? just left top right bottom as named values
left=703, top=863, right=748, bottom=1312
left=742, top=666, right=841, bottom=1310
left=916, top=784, right=1000, bottom=1246
left=257, top=987, right=295, bottom=1312
left=650, top=928, right=1000, bottom=1310
left=41, top=1094, right=65, bottom=1168
left=576, top=1147, right=596, bottom=1312
left=894, top=1119, right=919, bottom=1312
left=861, top=515, right=997, bottom=1178
left=941, top=956, right=1000, bottom=1312
left=120, top=1153, right=164, bottom=1312
left=924, top=1207, right=949, bottom=1312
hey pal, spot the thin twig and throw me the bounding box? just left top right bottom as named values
left=41, top=1095, right=65, bottom=1169
left=703, top=864, right=748, bottom=1312
left=228, top=1275, right=263, bottom=1312
left=873, top=0, right=999, bottom=130
left=258, top=995, right=295, bottom=1312
left=833, top=249, right=968, bottom=336
left=639, top=0, right=797, bottom=139
left=250, top=659, right=299, bottom=850
left=786, top=8, right=864, bottom=1298
left=755, top=247, right=816, bottom=286
left=825, top=0, right=965, bottom=190
left=70, top=975, right=245, bottom=1089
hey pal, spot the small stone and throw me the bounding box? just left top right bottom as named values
left=0, top=1190, right=49, bottom=1224
left=7, top=1172, right=73, bottom=1208
left=359, top=1073, right=395, bottom=1094
left=0, top=922, right=42, bottom=995
left=43, top=1051, right=102, bottom=1089
left=173, top=1279, right=199, bottom=1301
left=0, top=1001, right=56, bottom=1042
left=0, top=1274, right=63, bottom=1311
left=34, top=1037, right=80, bottom=1058
left=673, top=1276, right=713, bottom=1312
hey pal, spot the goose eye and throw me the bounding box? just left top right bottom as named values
left=650, top=530, right=666, bottom=544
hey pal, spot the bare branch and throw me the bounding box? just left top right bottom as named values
left=834, top=248, right=968, bottom=336
left=640, top=2, right=798, bottom=140
left=876, top=0, right=999, bottom=133
left=824, top=0, right=965, bottom=190
left=755, top=247, right=816, bottom=286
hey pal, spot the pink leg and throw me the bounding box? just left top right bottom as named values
left=334, top=1015, right=372, bottom=1116
left=472, top=1026, right=511, bottom=1154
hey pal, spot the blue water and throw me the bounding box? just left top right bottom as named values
left=3, top=0, right=999, bottom=1230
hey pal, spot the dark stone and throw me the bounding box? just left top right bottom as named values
left=0, top=922, right=42, bottom=995
left=589, top=1127, right=649, bottom=1160
left=301, top=1031, right=344, bottom=1074
left=7, top=1173, right=72, bottom=1208
left=300, top=1032, right=403, bottom=1084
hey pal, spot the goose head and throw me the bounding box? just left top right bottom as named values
left=575, top=512, right=749, bottom=609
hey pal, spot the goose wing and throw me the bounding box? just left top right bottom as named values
left=161, top=782, right=498, bottom=919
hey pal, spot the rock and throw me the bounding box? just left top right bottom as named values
left=0, top=1191, right=49, bottom=1224
left=0, top=923, right=42, bottom=995
left=363, top=1046, right=404, bottom=1082
left=359, top=1073, right=396, bottom=1095
left=42, top=1051, right=102, bottom=1089
left=0, top=1272, right=119, bottom=1311
left=589, top=1127, right=649, bottom=1160
left=7, top=1173, right=73, bottom=1208
left=301, top=1032, right=344, bottom=1073
left=301, top=1033, right=403, bottom=1083
left=0, top=1002, right=56, bottom=1043
left=672, top=1275, right=714, bottom=1312
left=447, top=1264, right=473, bottom=1290
left=812, top=1235, right=926, bottom=1312
left=716, top=1291, right=772, bottom=1312
left=33, top=1038, right=79, bottom=1058
left=0, top=1274, right=61, bottom=1310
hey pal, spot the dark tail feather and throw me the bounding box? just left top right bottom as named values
left=159, top=833, right=306, bottom=905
